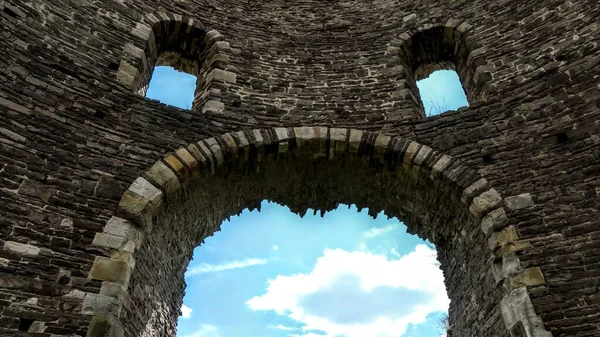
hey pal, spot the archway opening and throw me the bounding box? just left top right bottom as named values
left=177, top=201, right=450, bottom=337
left=103, top=129, right=508, bottom=337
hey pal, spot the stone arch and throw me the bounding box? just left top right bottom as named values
left=82, top=127, right=551, bottom=337
left=385, top=19, right=493, bottom=117
left=116, top=11, right=236, bottom=113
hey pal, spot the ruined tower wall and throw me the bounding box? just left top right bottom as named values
left=0, top=0, right=599, bottom=336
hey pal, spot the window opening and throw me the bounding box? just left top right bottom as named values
left=146, top=66, right=197, bottom=109
left=176, top=201, right=450, bottom=337
left=416, top=70, right=469, bottom=116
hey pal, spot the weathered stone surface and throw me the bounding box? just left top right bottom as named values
left=3, top=241, right=41, bottom=256
left=1, top=1, right=598, bottom=337
left=481, top=207, right=508, bottom=236
left=470, top=189, right=502, bottom=217
left=88, top=257, right=132, bottom=287
left=144, top=161, right=181, bottom=195
left=505, top=193, right=535, bottom=211
left=504, top=267, right=546, bottom=292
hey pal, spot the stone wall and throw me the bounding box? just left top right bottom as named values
left=0, top=0, right=599, bottom=336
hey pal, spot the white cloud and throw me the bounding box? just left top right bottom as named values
left=291, top=333, right=327, bottom=337
left=361, top=224, right=397, bottom=239
left=180, top=324, right=219, bottom=337
left=273, top=245, right=279, bottom=251
left=186, top=258, right=268, bottom=277
left=180, top=304, right=192, bottom=319
left=267, top=324, right=295, bottom=331
left=247, top=244, right=448, bottom=337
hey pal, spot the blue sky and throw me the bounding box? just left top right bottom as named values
left=416, top=70, right=469, bottom=116
left=146, top=66, right=468, bottom=337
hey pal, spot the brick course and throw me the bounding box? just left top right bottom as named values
left=0, top=0, right=599, bottom=336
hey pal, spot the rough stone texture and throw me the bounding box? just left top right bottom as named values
left=0, top=1, right=599, bottom=337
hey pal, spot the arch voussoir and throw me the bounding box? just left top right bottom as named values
left=83, top=127, right=551, bottom=337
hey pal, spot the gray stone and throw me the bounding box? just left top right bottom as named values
left=505, top=193, right=535, bottom=211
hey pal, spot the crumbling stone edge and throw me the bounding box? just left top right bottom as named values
left=83, top=127, right=553, bottom=337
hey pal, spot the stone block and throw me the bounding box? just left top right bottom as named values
left=100, top=282, right=132, bottom=311
left=374, top=134, right=391, bottom=159
left=430, top=154, right=452, bottom=180
left=215, top=41, right=230, bottom=51
left=88, top=257, right=131, bottom=287
left=412, top=144, right=432, bottom=166
left=123, top=43, right=144, bottom=60
left=19, top=179, right=54, bottom=202
left=221, top=133, right=238, bottom=158
left=4, top=241, right=40, bottom=256
left=480, top=207, right=507, bottom=235
left=348, top=129, right=364, bottom=153
left=470, top=188, right=502, bottom=217
left=131, top=22, right=152, bottom=41
left=461, top=178, right=489, bottom=204
left=117, top=190, right=155, bottom=229
left=196, top=141, right=216, bottom=174
left=500, top=287, right=552, bottom=337
left=488, top=226, right=519, bottom=250
left=402, top=141, right=420, bottom=168
left=294, top=126, right=315, bottom=145
left=187, top=143, right=210, bottom=170
left=110, top=250, right=135, bottom=270
left=116, top=61, right=139, bottom=89
left=494, top=240, right=532, bottom=258
left=505, top=193, right=535, bottom=211
left=234, top=131, right=250, bottom=161
left=493, top=251, right=522, bottom=282
left=330, top=128, right=348, bottom=157
left=204, top=138, right=224, bottom=167
left=504, top=268, right=546, bottom=292
left=128, top=177, right=163, bottom=207
left=103, top=217, right=143, bottom=247
left=206, top=53, right=230, bottom=66
left=205, top=29, right=223, bottom=43
left=202, top=100, right=225, bottom=113
left=164, top=154, right=189, bottom=182
left=82, top=293, right=122, bottom=316
left=92, top=233, right=130, bottom=251
left=313, top=127, right=328, bottom=158
left=86, top=315, right=124, bottom=337
left=275, top=128, right=289, bottom=153
left=175, top=148, right=200, bottom=175
left=144, top=161, right=181, bottom=195
left=207, top=69, right=236, bottom=83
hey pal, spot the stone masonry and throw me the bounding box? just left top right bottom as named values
left=0, top=0, right=599, bottom=337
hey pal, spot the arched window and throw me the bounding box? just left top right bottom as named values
left=116, top=13, right=235, bottom=113
left=394, top=22, right=492, bottom=117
